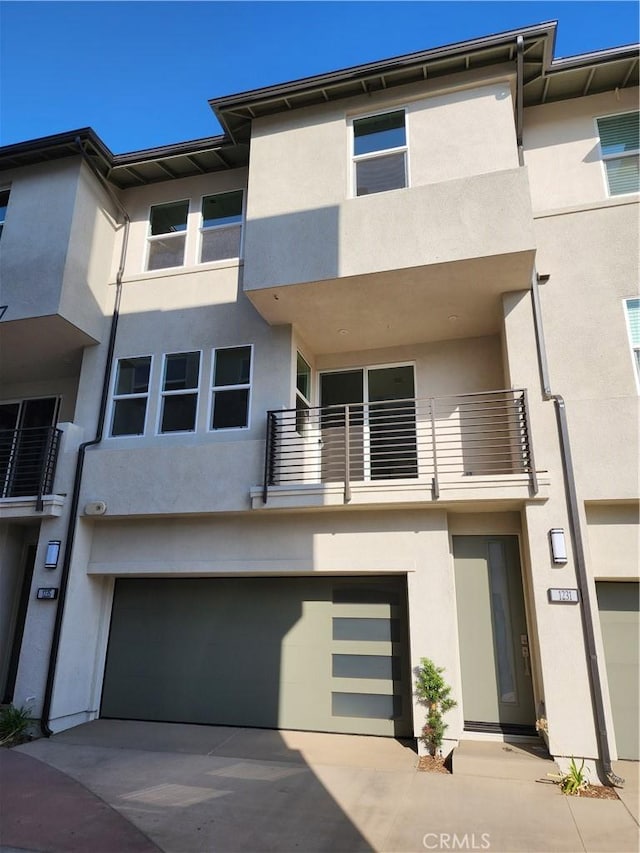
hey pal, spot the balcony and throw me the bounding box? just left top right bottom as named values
left=0, top=426, right=62, bottom=515
left=254, top=389, right=547, bottom=510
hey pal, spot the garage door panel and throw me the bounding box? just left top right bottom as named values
left=102, top=576, right=411, bottom=737
left=596, top=582, right=639, bottom=761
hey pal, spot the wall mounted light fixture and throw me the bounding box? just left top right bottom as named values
left=549, top=528, right=568, bottom=564
left=44, top=540, right=61, bottom=570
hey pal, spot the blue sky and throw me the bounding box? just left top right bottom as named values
left=0, top=1, right=637, bottom=153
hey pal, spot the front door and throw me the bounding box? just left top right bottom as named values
left=453, top=536, right=535, bottom=732
left=319, top=365, right=417, bottom=483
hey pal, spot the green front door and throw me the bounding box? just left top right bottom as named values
left=453, top=536, right=535, bottom=731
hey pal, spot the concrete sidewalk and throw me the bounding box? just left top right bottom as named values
left=3, top=720, right=639, bottom=852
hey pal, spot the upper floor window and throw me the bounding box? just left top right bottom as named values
left=159, top=351, right=201, bottom=433
left=146, top=200, right=189, bottom=271
left=296, top=352, right=312, bottom=433
left=352, top=110, right=407, bottom=196
left=624, top=298, right=640, bottom=387
left=200, top=191, right=243, bottom=263
left=211, top=345, right=252, bottom=430
left=0, top=189, right=10, bottom=238
left=110, top=356, right=152, bottom=436
left=596, top=111, right=639, bottom=196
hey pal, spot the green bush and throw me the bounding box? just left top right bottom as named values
left=0, top=704, right=33, bottom=746
left=414, top=658, right=457, bottom=756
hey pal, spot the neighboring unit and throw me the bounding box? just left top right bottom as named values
left=0, top=21, right=638, bottom=780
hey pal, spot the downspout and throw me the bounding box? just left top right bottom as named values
left=40, top=141, right=130, bottom=736
left=530, top=275, right=623, bottom=787
left=515, top=34, right=621, bottom=786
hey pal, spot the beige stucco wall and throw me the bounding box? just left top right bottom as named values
left=533, top=202, right=639, bottom=501
left=117, top=168, right=248, bottom=279
left=0, top=159, right=116, bottom=341
left=524, top=88, right=639, bottom=212
left=586, top=503, right=640, bottom=580
left=242, top=74, right=531, bottom=292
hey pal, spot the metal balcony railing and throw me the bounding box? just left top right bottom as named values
left=0, top=426, right=62, bottom=511
left=263, top=389, right=537, bottom=503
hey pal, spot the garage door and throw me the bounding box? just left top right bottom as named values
left=101, top=576, right=412, bottom=737
left=596, top=582, right=639, bottom=760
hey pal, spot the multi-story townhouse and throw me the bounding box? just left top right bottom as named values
left=0, top=22, right=638, bottom=782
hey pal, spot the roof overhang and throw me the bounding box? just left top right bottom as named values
left=0, top=128, right=249, bottom=189
left=209, top=21, right=639, bottom=142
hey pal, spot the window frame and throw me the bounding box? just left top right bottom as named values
left=145, top=198, right=191, bottom=272
left=349, top=107, right=409, bottom=198
left=623, top=297, right=640, bottom=393
left=197, top=189, right=245, bottom=265
left=595, top=110, right=639, bottom=198
left=208, top=344, right=254, bottom=432
left=295, top=351, right=312, bottom=434
left=156, top=350, right=203, bottom=436
left=108, top=354, right=154, bottom=438
left=0, top=187, right=10, bottom=239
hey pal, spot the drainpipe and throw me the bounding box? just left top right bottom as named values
left=516, top=36, right=525, bottom=167
left=515, top=36, right=622, bottom=787
left=40, top=141, right=130, bottom=736
left=530, top=275, right=623, bottom=787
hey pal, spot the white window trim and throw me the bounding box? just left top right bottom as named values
left=144, top=198, right=191, bottom=273
left=348, top=107, right=410, bottom=198
left=208, top=344, right=254, bottom=432
left=623, top=297, right=640, bottom=393
left=108, top=354, right=154, bottom=438
left=155, top=350, right=203, bottom=436
left=197, top=189, right=246, bottom=266
left=595, top=111, right=639, bottom=198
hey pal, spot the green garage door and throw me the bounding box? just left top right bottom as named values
left=596, top=582, right=639, bottom=760
left=101, top=576, right=411, bottom=737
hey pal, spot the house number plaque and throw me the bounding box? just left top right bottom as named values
left=548, top=588, right=579, bottom=604
left=37, top=587, right=59, bottom=600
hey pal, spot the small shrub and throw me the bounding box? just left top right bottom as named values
left=548, top=757, right=590, bottom=795
left=0, top=704, right=33, bottom=746
left=414, top=658, right=457, bottom=756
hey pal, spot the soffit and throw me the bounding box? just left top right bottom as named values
left=210, top=22, right=639, bottom=143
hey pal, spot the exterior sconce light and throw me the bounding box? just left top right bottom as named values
left=549, top=529, right=568, bottom=564
left=44, top=540, right=61, bottom=570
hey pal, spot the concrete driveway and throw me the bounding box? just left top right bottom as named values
left=4, top=720, right=639, bottom=853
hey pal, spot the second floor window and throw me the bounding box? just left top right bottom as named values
left=211, top=346, right=252, bottom=430
left=352, top=110, right=407, bottom=196
left=596, top=111, right=639, bottom=196
left=111, top=357, right=151, bottom=436
left=200, top=191, right=243, bottom=263
left=146, top=200, right=189, bottom=271
left=0, top=188, right=10, bottom=239
left=624, top=298, right=640, bottom=387
left=159, top=352, right=201, bottom=433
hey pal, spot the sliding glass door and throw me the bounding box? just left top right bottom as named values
left=319, top=365, right=417, bottom=482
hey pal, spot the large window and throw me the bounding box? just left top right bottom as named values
left=352, top=110, right=407, bottom=196
left=146, top=200, right=189, bottom=271
left=159, top=352, right=201, bottom=433
left=210, top=346, right=252, bottom=430
left=200, top=191, right=243, bottom=263
left=0, top=189, right=10, bottom=238
left=624, top=298, right=640, bottom=387
left=597, top=111, right=639, bottom=196
left=110, top=357, right=152, bottom=436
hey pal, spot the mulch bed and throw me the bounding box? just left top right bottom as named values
left=566, top=784, right=619, bottom=800
left=417, top=755, right=451, bottom=774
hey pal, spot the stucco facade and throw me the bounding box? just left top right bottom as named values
left=1, top=22, right=638, bottom=778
